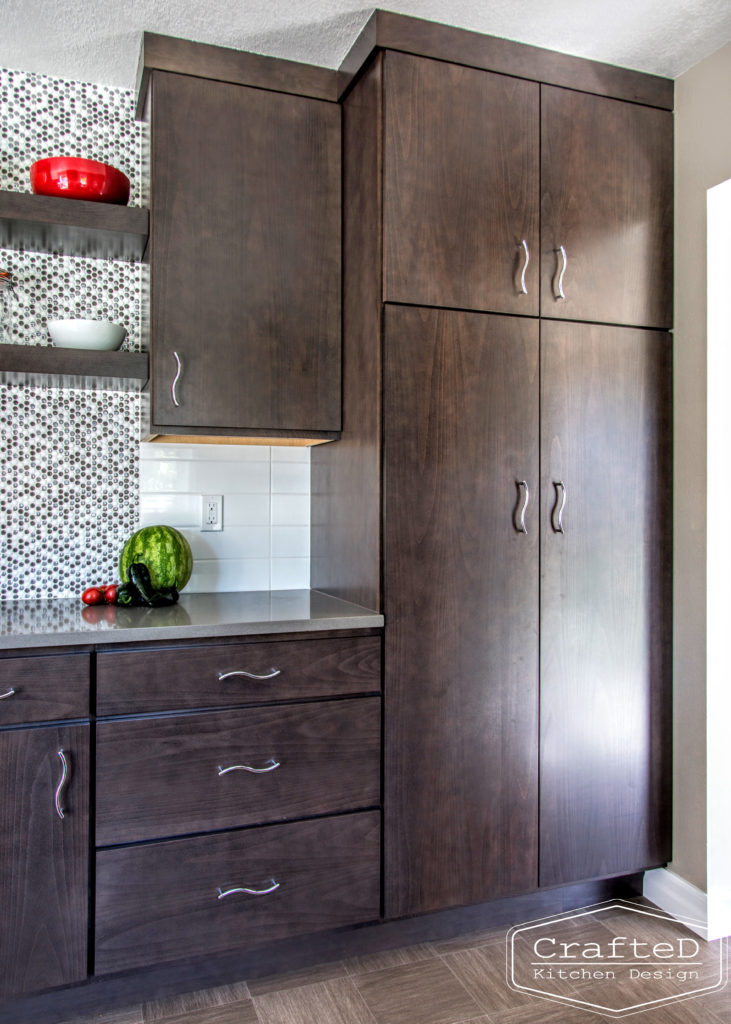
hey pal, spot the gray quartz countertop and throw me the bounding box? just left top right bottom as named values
left=0, top=590, right=383, bottom=650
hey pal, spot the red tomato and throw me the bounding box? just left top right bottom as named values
left=103, top=584, right=118, bottom=604
left=81, top=587, right=104, bottom=605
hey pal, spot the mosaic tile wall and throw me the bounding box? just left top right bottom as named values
left=0, top=66, right=145, bottom=599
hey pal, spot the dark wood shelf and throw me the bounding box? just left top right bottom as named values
left=0, top=344, right=149, bottom=391
left=0, top=191, right=149, bottom=261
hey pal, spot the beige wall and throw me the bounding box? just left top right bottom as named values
left=672, top=41, right=731, bottom=891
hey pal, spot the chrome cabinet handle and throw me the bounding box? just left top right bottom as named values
left=217, top=879, right=279, bottom=899
left=551, top=481, right=567, bottom=533
left=217, top=759, right=280, bottom=775
left=55, top=749, right=69, bottom=820
left=0, top=688, right=16, bottom=701
left=554, top=245, right=568, bottom=300
left=218, top=668, right=281, bottom=681
left=519, top=239, right=530, bottom=295
left=171, top=351, right=182, bottom=407
left=514, top=480, right=530, bottom=534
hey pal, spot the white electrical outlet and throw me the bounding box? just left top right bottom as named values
left=201, top=494, right=223, bottom=532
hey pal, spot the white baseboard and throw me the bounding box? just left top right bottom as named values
left=643, top=868, right=708, bottom=939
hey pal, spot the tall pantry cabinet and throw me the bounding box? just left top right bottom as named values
left=312, top=18, right=672, bottom=920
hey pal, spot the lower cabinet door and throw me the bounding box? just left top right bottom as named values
left=95, top=811, right=381, bottom=973
left=0, top=724, right=89, bottom=999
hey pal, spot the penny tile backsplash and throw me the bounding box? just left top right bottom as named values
left=0, top=66, right=310, bottom=600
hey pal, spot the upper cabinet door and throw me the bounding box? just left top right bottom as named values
left=150, top=72, right=341, bottom=434
left=382, top=52, right=539, bottom=316
left=541, top=87, right=673, bottom=329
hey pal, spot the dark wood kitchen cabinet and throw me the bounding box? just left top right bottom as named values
left=379, top=50, right=672, bottom=329
left=383, top=305, right=539, bottom=917
left=0, top=722, right=89, bottom=1000
left=144, top=68, right=341, bottom=442
left=539, top=320, right=672, bottom=885
left=382, top=51, right=540, bottom=316
left=540, top=87, right=673, bottom=329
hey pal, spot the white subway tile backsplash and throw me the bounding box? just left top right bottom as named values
left=139, top=492, right=200, bottom=528
left=188, top=526, right=270, bottom=560
left=271, top=558, right=310, bottom=590
left=272, top=526, right=310, bottom=558
left=272, top=494, right=311, bottom=526
left=225, top=494, right=271, bottom=526
left=271, top=462, right=310, bottom=494
left=139, top=444, right=311, bottom=594
left=271, top=445, right=311, bottom=463
left=186, top=558, right=271, bottom=593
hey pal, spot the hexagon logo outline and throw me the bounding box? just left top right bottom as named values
left=505, top=899, right=728, bottom=1018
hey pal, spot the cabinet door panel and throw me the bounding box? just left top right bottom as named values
left=384, top=306, right=539, bottom=918
left=383, top=52, right=539, bottom=315
left=0, top=725, right=89, bottom=998
left=541, top=87, right=673, bottom=328
left=540, top=321, right=672, bottom=886
left=150, top=72, right=341, bottom=433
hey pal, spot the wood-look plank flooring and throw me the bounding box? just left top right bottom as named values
left=59, top=901, right=729, bottom=1024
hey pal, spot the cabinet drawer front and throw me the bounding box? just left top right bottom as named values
left=96, top=698, right=380, bottom=845
left=96, top=636, right=381, bottom=715
left=0, top=654, right=89, bottom=725
left=95, top=810, right=380, bottom=973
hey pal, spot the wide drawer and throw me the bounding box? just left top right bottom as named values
left=0, top=654, right=89, bottom=725
left=96, top=635, right=381, bottom=715
left=96, top=697, right=380, bottom=845
left=95, top=810, right=380, bottom=973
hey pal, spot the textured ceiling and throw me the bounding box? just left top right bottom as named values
left=1, top=0, right=730, bottom=90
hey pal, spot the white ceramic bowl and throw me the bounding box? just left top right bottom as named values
left=47, top=319, right=127, bottom=351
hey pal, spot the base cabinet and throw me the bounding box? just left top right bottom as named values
left=0, top=724, right=89, bottom=1000
left=95, top=811, right=380, bottom=973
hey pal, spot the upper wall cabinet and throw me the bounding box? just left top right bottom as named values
left=540, top=87, right=673, bottom=329
left=382, top=52, right=540, bottom=316
left=145, top=69, right=341, bottom=442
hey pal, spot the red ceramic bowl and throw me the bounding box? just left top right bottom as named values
left=30, top=157, right=130, bottom=205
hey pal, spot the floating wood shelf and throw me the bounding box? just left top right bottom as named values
left=0, top=191, right=149, bottom=261
left=0, top=344, right=149, bottom=392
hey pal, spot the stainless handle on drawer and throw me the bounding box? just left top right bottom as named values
left=218, top=668, right=281, bottom=681
left=519, top=239, right=530, bottom=295
left=514, top=480, right=530, bottom=534
left=55, top=749, right=69, bottom=820
left=217, top=879, right=280, bottom=899
left=171, top=351, right=182, bottom=407
left=554, top=245, right=568, bottom=300
left=551, top=480, right=567, bottom=534
left=217, top=759, right=280, bottom=775
left=0, top=688, right=16, bottom=701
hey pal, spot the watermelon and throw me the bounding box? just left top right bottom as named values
left=119, top=525, right=193, bottom=592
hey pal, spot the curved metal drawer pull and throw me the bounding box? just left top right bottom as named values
left=554, top=245, right=568, bottom=300
left=217, top=879, right=280, bottom=899
left=217, top=759, right=280, bottom=776
left=171, top=351, right=182, bottom=407
left=514, top=480, right=530, bottom=534
left=218, top=668, right=281, bottom=681
left=519, top=239, right=530, bottom=295
left=0, top=688, right=16, bottom=701
left=55, top=749, right=69, bottom=820
left=551, top=481, right=567, bottom=534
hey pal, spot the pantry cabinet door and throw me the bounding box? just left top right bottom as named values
left=540, top=86, right=673, bottom=329
left=383, top=305, right=539, bottom=918
left=0, top=724, right=89, bottom=998
left=539, top=321, right=672, bottom=886
left=383, top=52, right=539, bottom=316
